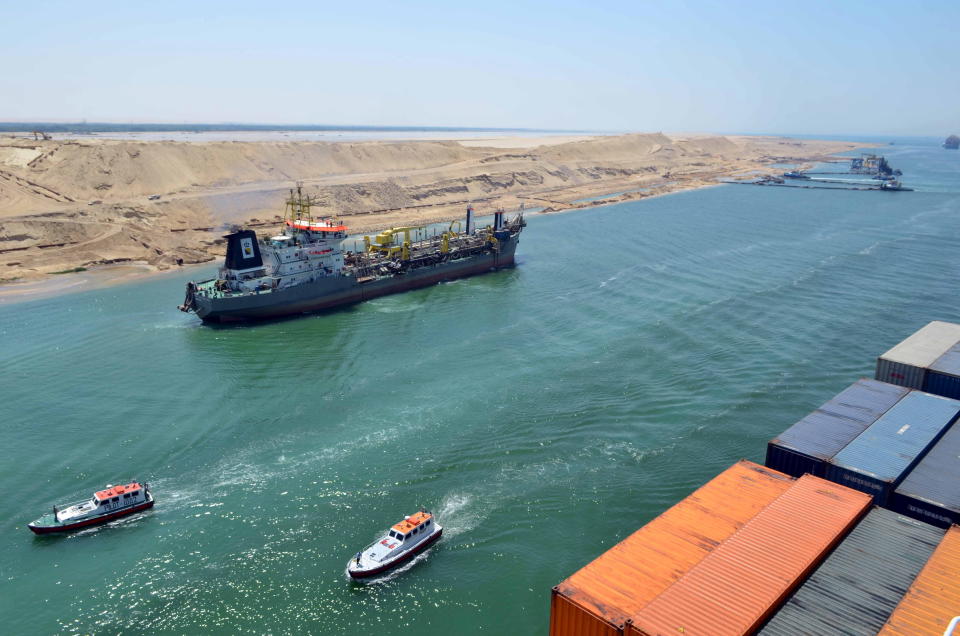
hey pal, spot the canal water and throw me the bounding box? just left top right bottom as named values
left=1, top=138, right=958, bottom=634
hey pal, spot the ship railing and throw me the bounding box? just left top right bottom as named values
left=945, top=616, right=960, bottom=636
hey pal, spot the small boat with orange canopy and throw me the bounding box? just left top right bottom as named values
left=347, top=508, right=442, bottom=578
left=27, top=481, right=154, bottom=535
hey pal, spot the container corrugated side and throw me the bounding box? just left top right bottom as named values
left=924, top=342, right=960, bottom=399
left=890, top=422, right=960, bottom=528
left=626, top=475, right=871, bottom=636
left=879, top=525, right=960, bottom=635
left=550, top=592, right=621, bottom=636
left=549, top=461, right=794, bottom=636
left=876, top=358, right=928, bottom=390
left=766, top=379, right=909, bottom=478
left=825, top=391, right=960, bottom=505
left=758, top=508, right=945, bottom=635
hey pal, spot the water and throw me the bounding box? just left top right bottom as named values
left=1, top=139, right=958, bottom=634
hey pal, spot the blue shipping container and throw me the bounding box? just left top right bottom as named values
left=759, top=508, right=945, bottom=636
left=766, top=379, right=910, bottom=478
left=924, top=342, right=960, bottom=401
left=890, top=421, right=960, bottom=528
left=825, top=391, right=960, bottom=505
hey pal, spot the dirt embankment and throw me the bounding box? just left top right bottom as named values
left=0, top=133, right=863, bottom=284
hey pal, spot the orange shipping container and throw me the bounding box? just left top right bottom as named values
left=879, top=525, right=960, bottom=635
left=627, top=475, right=872, bottom=636
left=550, top=461, right=795, bottom=636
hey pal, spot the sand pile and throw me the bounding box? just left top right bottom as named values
left=0, top=133, right=865, bottom=285
left=1, top=140, right=481, bottom=205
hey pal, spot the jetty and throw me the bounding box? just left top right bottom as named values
left=726, top=153, right=913, bottom=191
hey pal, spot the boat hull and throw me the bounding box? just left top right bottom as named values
left=28, top=499, right=155, bottom=535
left=194, top=236, right=519, bottom=323
left=348, top=528, right=442, bottom=579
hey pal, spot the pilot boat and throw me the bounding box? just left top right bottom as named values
left=27, top=482, right=154, bottom=534
left=348, top=509, right=442, bottom=578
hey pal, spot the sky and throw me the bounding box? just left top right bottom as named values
left=2, top=0, right=958, bottom=136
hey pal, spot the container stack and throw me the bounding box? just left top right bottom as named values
left=765, top=378, right=909, bottom=478
left=550, top=461, right=872, bottom=636
left=551, top=321, right=960, bottom=635
left=878, top=525, right=960, bottom=635
left=823, top=390, right=960, bottom=504
left=550, top=461, right=794, bottom=635
left=767, top=382, right=960, bottom=511
left=889, top=421, right=960, bottom=527
left=876, top=320, right=960, bottom=398
left=758, top=508, right=945, bottom=635
left=624, top=476, right=870, bottom=636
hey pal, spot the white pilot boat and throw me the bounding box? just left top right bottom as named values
left=27, top=481, right=154, bottom=534
left=348, top=509, right=442, bottom=578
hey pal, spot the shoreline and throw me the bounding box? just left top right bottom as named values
left=0, top=133, right=874, bottom=302
left=0, top=179, right=784, bottom=305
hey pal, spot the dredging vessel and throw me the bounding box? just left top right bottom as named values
left=179, top=185, right=525, bottom=323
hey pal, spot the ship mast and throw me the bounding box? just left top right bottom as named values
left=284, top=181, right=322, bottom=226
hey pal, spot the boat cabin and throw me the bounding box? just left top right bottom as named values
left=50, top=481, right=148, bottom=524
left=388, top=511, right=434, bottom=543
left=93, top=482, right=147, bottom=511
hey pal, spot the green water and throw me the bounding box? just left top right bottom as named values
left=1, top=140, right=958, bottom=635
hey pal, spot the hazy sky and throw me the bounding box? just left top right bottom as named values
left=3, top=0, right=957, bottom=135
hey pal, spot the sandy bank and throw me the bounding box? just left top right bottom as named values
left=0, top=132, right=867, bottom=300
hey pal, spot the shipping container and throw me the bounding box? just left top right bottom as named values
left=876, top=320, right=960, bottom=392
left=890, top=421, right=960, bottom=528
left=879, top=525, right=960, bottom=635
left=549, top=461, right=794, bottom=636
left=824, top=391, right=960, bottom=505
left=925, top=342, right=960, bottom=400
left=758, top=508, right=945, bottom=635
left=765, top=379, right=909, bottom=478
left=626, top=475, right=871, bottom=636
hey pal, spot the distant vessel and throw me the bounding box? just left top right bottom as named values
left=348, top=509, right=442, bottom=578
left=28, top=482, right=153, bottom=534
left=944, top=135, right=959, bottom=150
left=180, top=185, right=525, bottom=323
left=783, top=171, right=810, bottom=179
left=881, top=179, right=914, bottom=192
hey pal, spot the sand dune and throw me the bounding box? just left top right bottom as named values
left=0, top=133, right=864, bottom=287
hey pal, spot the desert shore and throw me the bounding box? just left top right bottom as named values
left=0, top=132, right=867, bottom=299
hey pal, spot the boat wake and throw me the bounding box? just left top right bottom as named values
left=344, top=548, right=435, bottom=586
left=435, top=492, right=480, bottom=539
left=65, top=510, right=153, bottom=539
left=367, top=298, right=427, bottom=313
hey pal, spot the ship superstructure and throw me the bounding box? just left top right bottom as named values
left=180, top=185, right=524, bottom=322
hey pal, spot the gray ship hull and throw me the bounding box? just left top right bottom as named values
left=194, top=236, right=518, bottom=323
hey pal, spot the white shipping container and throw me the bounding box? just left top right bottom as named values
left=876, top=321, right=960, bottom=391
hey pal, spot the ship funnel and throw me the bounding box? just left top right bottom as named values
left=494, top=208, right=504, bottom=230
left=224, top=229, right=264, bottom=271
left=465, top=205, right=475, bottom=235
